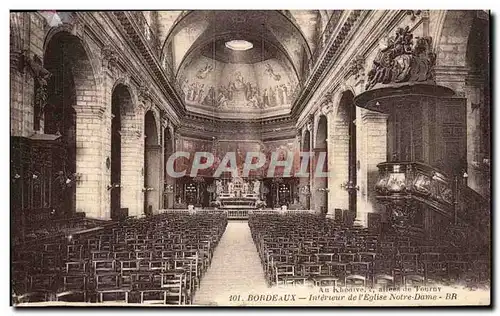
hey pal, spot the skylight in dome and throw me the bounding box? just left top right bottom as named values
left=225, top=40, right=254, bottom=51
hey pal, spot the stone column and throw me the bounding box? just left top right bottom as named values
left=9, top=12, right=25, bottom=135
left=306, top=116, right=316, bottom=210
left=10, top=50, right=25, bottom=136
left=145, top=144, right=162, bottom=214
left=359, top=109, right=388, bottom=225
left=465, top=73, right=490, bottom=198
left=99, top=45, right=118, bottom=219
left=328, top=113, right=350, bottom=213
left=73, top=105, right=107, bottom=219
left=159, top=115, right=169, bottom=210
left=120, top=127, right=143, bottom=217
left=437, top=66, right=490, bottom=198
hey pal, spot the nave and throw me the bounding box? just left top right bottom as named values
left=12, top=210, right=490, bottom=306
left=193, top=221, right=267, bottom=305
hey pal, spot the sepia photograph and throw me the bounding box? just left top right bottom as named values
left=8, top=7, right=491, bottom=308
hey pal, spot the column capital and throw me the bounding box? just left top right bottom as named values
left=101, top=45, right=118, bottom=69
left=307, top=114, right=314, bottom=132
left=138, top=85, right=151, bottom=105
left=136, top=102, right=146, bottom=112
left=73, top=105, right=106, bottom=118
left=435, top=65, right=469, bottom=82
left=361, top=109, right=389, bottom=122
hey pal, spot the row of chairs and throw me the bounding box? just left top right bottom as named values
left=12, top=211, right=228, bottom=305
left=249, top=213, right=490, bottom=289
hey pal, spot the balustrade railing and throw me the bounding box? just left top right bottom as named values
left=375, top=161, right=489, bottom=228
left=159, top=208, right=318, bottom=220
left=375, top=161, right=454, bottom=207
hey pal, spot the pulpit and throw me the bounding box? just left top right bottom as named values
left=353, top=26, right=486, bottom=240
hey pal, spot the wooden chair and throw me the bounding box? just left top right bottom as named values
left=345, top=274, right=367, bottom=288
left=274, top=264, right=295, bottom=285
left=161, top=272, right=185, bottom=305
left=56, top=274, right=88, bottom=302
left=313, top=276, right=339, bottom=287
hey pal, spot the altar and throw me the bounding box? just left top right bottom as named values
left=214, top=176, right=263, bottom=209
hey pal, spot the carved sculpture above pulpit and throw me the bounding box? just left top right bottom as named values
left=365, top=26, right=436, bottom=91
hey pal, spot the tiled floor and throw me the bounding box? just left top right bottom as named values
left=193, top=221, right=268, bottom=306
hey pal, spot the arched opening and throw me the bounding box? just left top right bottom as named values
left=111, top=92, right=121, bottom=219
left=339, top=91, right=357, bottom=214
left=43, top=31, right=93, bottom=217
left=301, top=129, right=311, bottom=209
left=144, top=111, right=160, bottom=216
left=163, top=128, right=174, bottom=208
left=331, top=91, right=357, bottom=216
left=465, top=14, right=490, bottom=198
left=110, top=84, right=134, bottom=220
left=314, top=115, right=328, bottom=213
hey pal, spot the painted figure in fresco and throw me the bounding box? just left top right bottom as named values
left=197, top=84, right=205, bottom=104
left=265, top=63, right=281, bottom=81
left=196, top=63, right=213, bottom=79
left=277, top=85, right=284, bottom=105
left=217, top=90, right=228, bottom=108
left=189, top=82, right=197, bottom=101
left=227, top=84, right=234, bottom=100
left=269, top=86, right=276, bottom=107
left=192, top=83, right=199, bottom=102
left=281, top=84, right=288, bottom=104
left=263, top=88, right=270, bottom=107
left=286, top=82, right=293, bottom=101
left=247, top=93, right=259, bottom=108
left=245, top=82, right=252, bottom=101
left=232, top=71, right=245, bottom=90
left=203, top=86, right=216, bottom=106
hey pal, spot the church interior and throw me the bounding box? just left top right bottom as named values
left=10, top=10, right=491, bottom=305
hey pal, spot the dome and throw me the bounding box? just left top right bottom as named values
left=177, top=38, right=299, bottom=119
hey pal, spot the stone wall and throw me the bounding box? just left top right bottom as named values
left=10, top=12, right=180, bottom=219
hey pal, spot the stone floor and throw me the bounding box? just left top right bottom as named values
left=193, top=221, right=268, bottom=306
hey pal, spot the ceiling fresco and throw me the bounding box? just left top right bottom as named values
left=177, top=55, right=299, bottom=119
left=159, top=10, right=334, bottom=119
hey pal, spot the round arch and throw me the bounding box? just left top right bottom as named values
left=435, top=10, right=475, bottom=68
left=144, top=110, right=161, bottom=215
left=44, top=26, right=98, bottom=83
left=313, top=114, right=328, bottom=213
left=43, top=30, right=97, bottom=217
left=163, top=126, right=175, bottom=208
left=110, top=83, right=135, bottom=219
left=332, top=90, right=357, bottom=215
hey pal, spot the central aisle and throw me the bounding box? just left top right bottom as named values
left=193, top=220, right=268, bottom=306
